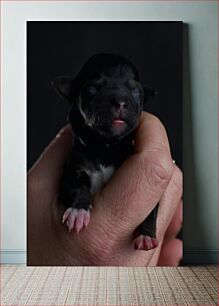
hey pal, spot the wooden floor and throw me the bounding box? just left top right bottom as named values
left=1, top=265, right=218, bottom=305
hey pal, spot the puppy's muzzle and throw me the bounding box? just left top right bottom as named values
left=112, top=101, right=127, bottom=116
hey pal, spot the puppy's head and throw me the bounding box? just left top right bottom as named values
left=53, top=53, right=155, bottom=140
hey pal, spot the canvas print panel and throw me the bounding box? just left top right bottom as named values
left=27, top=21, right=182, bottom=266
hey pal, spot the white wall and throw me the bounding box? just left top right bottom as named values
left=1, top=1, right=218, bottom=263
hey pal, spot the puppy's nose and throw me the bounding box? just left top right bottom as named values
left=114, top=101, right=127, bottom=112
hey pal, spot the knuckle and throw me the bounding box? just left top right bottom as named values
left=152, top=158, right=173, bottom=182
left=141, top=152, right=174, bottom=188
left=171, top=165, right=183, bottom=198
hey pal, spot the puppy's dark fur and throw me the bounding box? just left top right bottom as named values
left=53, top=53, right=158, bottom=251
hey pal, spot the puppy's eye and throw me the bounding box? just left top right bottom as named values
left=132, top=88, right=141, bottom=103
left=86, top=85, right=97, bottom=95
left=132, top=88, right=139, bottom=94
left=127, top=79, right=137, bottom=90
left=132, top=88, right=140, bottom=97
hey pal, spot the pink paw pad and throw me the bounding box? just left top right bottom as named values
left=62, top=208, right=90, bottom=233
left=133, top=234, right=158, bottom=251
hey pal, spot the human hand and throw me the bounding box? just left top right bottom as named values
left=27, top=112, right=182, bottom=266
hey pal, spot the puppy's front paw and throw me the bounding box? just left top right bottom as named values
left=133, top=234, right=158, bottom=251
left=62, top=208, right=90, bottom=233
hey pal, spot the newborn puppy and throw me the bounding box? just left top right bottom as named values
left=53, top=53, right=158, bottom=251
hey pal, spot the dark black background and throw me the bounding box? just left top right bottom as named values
left=27, top=21, right=182, bottom=170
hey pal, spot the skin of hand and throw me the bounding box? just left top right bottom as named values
left=27, top=112, right=182, bottom=266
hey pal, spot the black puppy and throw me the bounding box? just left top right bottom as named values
left=53, top=53, right=158, bottom=251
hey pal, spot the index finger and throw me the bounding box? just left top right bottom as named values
left=94, top=112, right=174, bottom=234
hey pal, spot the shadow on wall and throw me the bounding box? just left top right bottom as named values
left=182, top=24, right=207, bottom=264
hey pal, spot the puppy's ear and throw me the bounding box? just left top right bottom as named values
left=143, top=86, right=158, bottom=104
left=52, top=76, right=75, bottom=102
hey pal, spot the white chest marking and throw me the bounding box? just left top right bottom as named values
left=86, top=165, right=115, bottom=194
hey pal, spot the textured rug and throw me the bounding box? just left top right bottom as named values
left=1, top=265, right=218, bottom=305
